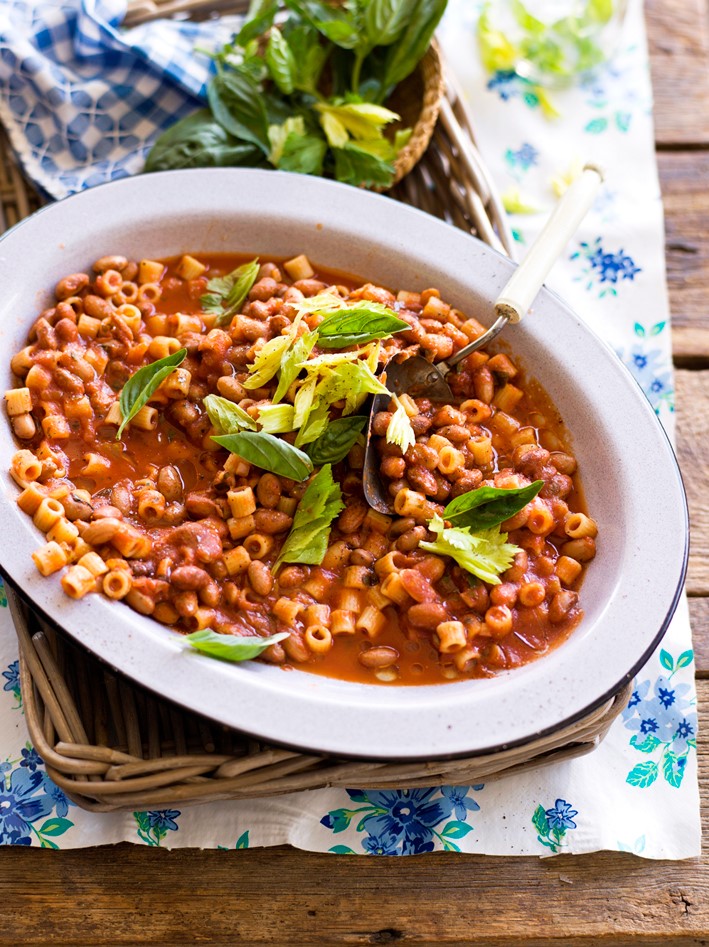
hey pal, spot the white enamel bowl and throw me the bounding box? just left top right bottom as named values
left=0, top=169, right=687, bottom=761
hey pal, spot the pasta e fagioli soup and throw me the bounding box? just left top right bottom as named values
left=5, top=251, right=597, bottom=685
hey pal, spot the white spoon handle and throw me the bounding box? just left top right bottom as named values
left=494, top=163, right=603, bottom=324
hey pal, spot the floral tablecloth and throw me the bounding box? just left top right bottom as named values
left=0, top=0, right=700, bottom=856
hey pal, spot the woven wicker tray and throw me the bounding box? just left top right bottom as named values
left=10, top=583, right=632, bottom=811
left=1, top=1, right=630, bottom=811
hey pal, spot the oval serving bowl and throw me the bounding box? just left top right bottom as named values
left=0, top=168, right=688, bottom=761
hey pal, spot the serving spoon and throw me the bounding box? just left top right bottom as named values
left=363, top=163, right=604, bottom=514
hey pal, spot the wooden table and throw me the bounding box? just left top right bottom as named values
left=0, top=2, right=707, bottom=943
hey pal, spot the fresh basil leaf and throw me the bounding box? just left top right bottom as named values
left=284, top=0, right=361, bottom=48
left=236, top=0, right=278, bottom=47
left=332, top=141, right=396, bottom=188
left=213, top=430, right=314, bottom=481
left=276, top=464, right=344, bottom=568
left=364, top=0, right=411, bottom=47
left=286, top=23, right=330, bottom=92
left=117, top=349, right=187, bottom=439
left=203, top=394, right=257, bottom=434
left=208, top=71, right=270, bottom=154
left=273, top=330, right=318, bottom=404
left=201, top=259, right=260, bottom=326
left=357, top=74, right=386, bottom=103
left=278, top=131, right=328, bottom=176
left=265, top=29, right=297, bottom=95
left=237, top=41, right=271, bottom=84
left=382, top=0, right=447, bottom=94
left=144, top=110, right=263, bottom=173
left=186, top=629, right=289, bottom=663
left=306, top=415, right=367, bottom=465
left=262, top=88, right=297, bottom=126
left=315, top=305, right=409, bottom=348
left=444, top=480, right=544, bottom=531
left=421, top=514, right=520, bottom=586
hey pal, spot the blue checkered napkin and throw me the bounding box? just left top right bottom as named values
left=0, top=0, right=235, bottom=200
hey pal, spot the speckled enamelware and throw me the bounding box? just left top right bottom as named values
left=0, top=169, right=688, bottom=761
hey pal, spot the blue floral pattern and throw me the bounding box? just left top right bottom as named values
left=622, top=650, right=697, bottom=789
left=579, top=59, right=645, bottom=135
left=486, top=70, right=557, bottom=117
left=0, top=747, right=73, bottom=847
left=134, top=809, right=182, bottom=846
left=617, top=338, right=675, bottom=414
left=2, top=659, right=21, bottom=709
left=618, top=834, right=646, bottom=855
left=570, top=237, right=641, bottom=296
left=20, top=746, right=42, bottom=771
left=504, top=141, right=539, bottom=177
left=533, top=799, right=578, bottom=853
left=321, top=786, right=483, bottom=855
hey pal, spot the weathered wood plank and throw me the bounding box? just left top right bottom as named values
left=658, top=153, right=709, bottom=362
left=1, top=678, right=708, bottom=945
left=646, top=0, right=709, bottom=146
left=690, top=597, right=709, bottom=675
left=675, top=370, right=709, bottom=594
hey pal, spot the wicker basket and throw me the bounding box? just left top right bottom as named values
left=0, top=1, right=628, bottom=812
left=126, top=0, right=445, bottom=191
left=10, top=584, right=632, bottom=811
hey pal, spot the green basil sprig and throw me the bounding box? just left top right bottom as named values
left=275, top=464, right=344, bottom=569
left=207, top=72, right=270, bottom=154
left=203, top=394, right=257, bottom=434
left=201, top=258, right=261, bottom=326
left=235, top=0, right=278, bottom=47
left=443, top=480, right=544, bottom=532
left=143, top=109, right=264, bottom=173
left=212, top=430, right=313, bottom=481
left=145, top=1, right=447, bottom=188
left=315, top=304, right=410, bottom=348
left=185, top=629, right=290, bottom=663
left=117, top=348, right=187, bottom=440
left=306, top=415, right=367, bottom=465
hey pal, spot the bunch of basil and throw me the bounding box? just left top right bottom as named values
left=145, top=0, right=448, bottom=189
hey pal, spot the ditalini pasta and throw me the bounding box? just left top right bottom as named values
left=5, top=252, right=597, bottom=684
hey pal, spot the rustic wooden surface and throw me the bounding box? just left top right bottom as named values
left=0, top=1, right=707, bottom=944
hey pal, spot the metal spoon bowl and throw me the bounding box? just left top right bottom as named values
left=363, top=164, right=604, bottom=514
